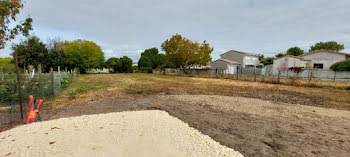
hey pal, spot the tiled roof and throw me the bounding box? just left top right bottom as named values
left=275, top=55, right=310, bottom=61
left=219, top=59, right=240, bottom=64
left=220, top=50, right=260, bottom=57
left=301, top=49, right=350, bottom=57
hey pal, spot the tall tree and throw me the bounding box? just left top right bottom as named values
left=161, top=34, right=213, bottom=69
left=261, top=57, right=274, bottom=65
left=120, top=56, right=132, bottom=73
left=47, top=37, right=65, bottom=71
left=60, top=40, right=105, bottom=73
left=286, top=47, right=304, bottom=56
left=11, top=36, right=50, bottom=71
left=106, top=57, right=122, bottom=73
left=0, top=0, right=33, bottom=49
left=309, top=41, right=345, bottom=52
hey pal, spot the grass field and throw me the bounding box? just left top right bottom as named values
left=49, top=73, right=350, bottom=111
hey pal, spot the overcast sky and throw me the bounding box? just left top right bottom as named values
left=1, top=0, right=350, bottom=61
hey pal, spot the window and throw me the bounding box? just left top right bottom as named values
left=313, top=63, right=323, bottom=69
left=245, top=65, right=255, bottom=68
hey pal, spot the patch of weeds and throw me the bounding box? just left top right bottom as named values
left=68, top=91, right=76, bottom=99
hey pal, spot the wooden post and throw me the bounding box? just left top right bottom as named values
left=38, top=64, right=43, bottom=99
left=254, top=66, right=257, bottom=82
left=14, top=48, right=24, bottom=119
left=277, top=71, right=280, bottom=84
left=236, top=66, right=239, bottom=80
left=58, top=66, right=61, bottom=74
left=65, top=67, right=67, bottom=73
left=334, top=71, right=337, bottom=82
left=50, top=67, right=54, bottom=95
left=0, top=66, right=3, bottom=82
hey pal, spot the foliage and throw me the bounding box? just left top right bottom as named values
left=140, top=67, right=153, bottom=73
left=120, top=56, right=133, bottom=73
left=161, top=34, right=213, bottom=69
left=309, top=41, right=344, bottom=52
left=0, top=58, right=14, bottom=68
left=138, top=47, right=167, bottom=70
left=258, top=54, right=264, bottom=61
left=60, top=40, right=105, bottom=73
left=47, top=38, right=65, bottom=71
left=286, top=47, right=304, bottom=56
left=330, top=59, right=350, bottom=71
left=106, top=57, right=122, bottom=73
left=12, top=36, right=50, bottom=71
left=260, top=57, right=274, bottom=65
left=275, top=53, right=285, bottom=58
left=106, top=56, right=133, bottom=73
left=0, top=0, right=33, bottom=49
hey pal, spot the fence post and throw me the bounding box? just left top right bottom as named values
left=236, top=66, right=239, bottom=80
left=38, top=64, right=43, bottom=99
left=50, top=67, right=54, bottom=95
left=277, top=71, right=280, bottom=84
left=308, top=69, right=313, bottom=83
left=65, top=67, right=67, bottom=73
left=254, top=67, right=257, bottom=82
left=14, top=48, right=24, bottom=119
left=0, top=66, right=3, bottom=81
left=333, top=71, right=337, bottom=82
left=58, top=66, right=61, bottom=74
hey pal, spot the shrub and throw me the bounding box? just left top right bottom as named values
left=140, top=67, right=153, bottom=73
left=330, top=59, right=350, bottom=71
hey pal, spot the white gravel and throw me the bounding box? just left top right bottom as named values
left=0, top=110, right=243, bottom=157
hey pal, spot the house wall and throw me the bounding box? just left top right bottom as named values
left=243, top=56, right=260, bottom=67
left=301, top=52, right=346, bottom=70
left=86, top=68, right=110, bottom=74
left=209, top=60, right=229, bottom=69
left=221, top=51, right=259, bottom=67
left=272, top=56, right=307, bottom=75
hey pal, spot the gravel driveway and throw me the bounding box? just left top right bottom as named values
left=0, top=110, right=243, bottom=157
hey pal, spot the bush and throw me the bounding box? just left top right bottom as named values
left=140, top=67, right=153, bottom=73
left=330, top=59, right=350, bottom=71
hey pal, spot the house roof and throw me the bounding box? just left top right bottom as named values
left=215, top=59, right=240, bottom=64
left=275, top=55, right=310, bottom=61
left=301, top=49, right=350, bottom=57
left=220, top=50, right=260, bottom=57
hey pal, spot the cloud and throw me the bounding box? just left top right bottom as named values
left=1, top=0, right=349, bottom=60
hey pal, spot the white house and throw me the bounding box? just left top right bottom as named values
left=300, top=50, right=350, bottom=70
left=272, top=50, right=350, bottom=74
left=209, top=59, right=239, bottom=74
left=209, top=50, right=260, bottom=74
left=272, top=55, right=310, bottom=75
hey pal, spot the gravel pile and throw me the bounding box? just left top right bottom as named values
left=0, top=110, right=243, bottom=157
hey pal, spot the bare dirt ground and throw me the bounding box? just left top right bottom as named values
left=40, top=94, right=350, bottom=157
left=2, top=74, right=350, bottom=157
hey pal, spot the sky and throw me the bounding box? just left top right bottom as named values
left=1, top=0, right=350, bottom=61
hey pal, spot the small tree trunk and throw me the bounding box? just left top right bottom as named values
left=14, top=49, right=24, bottom=119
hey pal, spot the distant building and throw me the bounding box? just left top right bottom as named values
left=272, top=50, right=350, bottom=74
left=209, top=50, right=260, bottom=74
left=132, top=62, right=138, bottom=67
left=272, top=55, right=310, bottom=75
left=300, top=50, right=350, bottom=70
left=219, top=50, right=260, bottom=68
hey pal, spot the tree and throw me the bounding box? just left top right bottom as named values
left=106, top=57, right=122, bottom=73
left=309, top=41, right=344, bottom=52
left=0, top=58, right=14, bottom=68
left=120, top=56, right=132, bottom=73
left=286, top=47, right=304, bottom=56
left=0, top=0, right=33, bottom=49
left=60, top=40, right=105, bottom=73
left=11, top=36, right=50, bottom=71
left=138, top=47, right=166, bottom=70
left=275, top=53, right=285, bottom=58
left=47, top=38, right=65, bottom=71
left=261, top=57, right=274, bottom=65
left=330, top=59, right=350, bottom=71
left=161, top=34, right=213, bottom=69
